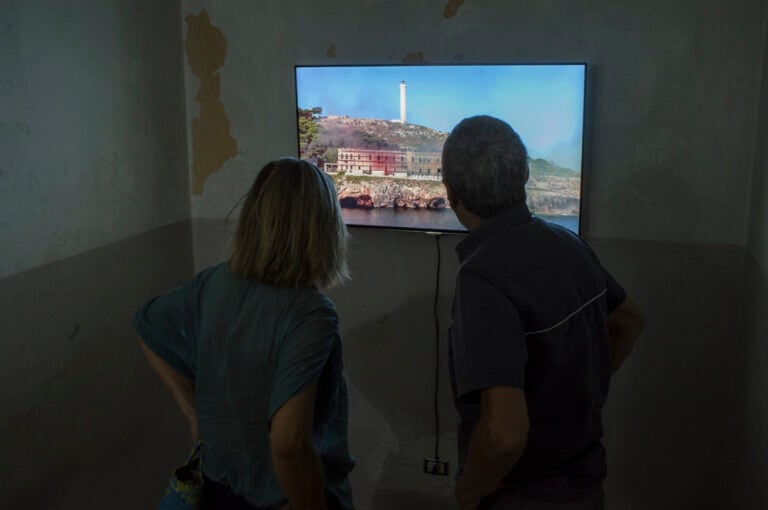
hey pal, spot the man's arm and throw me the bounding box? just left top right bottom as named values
left=138, top=337, right=198, bottom=441
left=270, top=383, right=327, bottom=510
left=607, top=297, right=645, bottom=374
left=456, top=386, right=530, bottom=510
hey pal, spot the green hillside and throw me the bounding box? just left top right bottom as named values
left=303, top=115, right=448, bottom=160
left=529, top=158, right=578, bottom=178
left=298, top=110, right=579, bottom=179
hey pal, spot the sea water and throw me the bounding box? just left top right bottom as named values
left=341, top=208, right=580, bottom=234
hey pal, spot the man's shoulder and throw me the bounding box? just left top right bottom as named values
left=462, top=217, right=585, bottom=272
left=458, top=218, right=606, bottom=308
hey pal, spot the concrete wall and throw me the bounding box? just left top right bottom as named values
left=0, top=1, right=195, bottom=508
left=748, top=11, right=768, bottom=274
left=0, top=222, right=195, bottom=508
left=0, top=0, right=190, bottom=279
left=182, top=1, right=767, bottom=509
left=723, top=5, right=768, bottom=508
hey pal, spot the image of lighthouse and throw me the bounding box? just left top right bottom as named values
left=330, top=79, right=444, bottom=180
left=399, top=80, right=407, bottom=123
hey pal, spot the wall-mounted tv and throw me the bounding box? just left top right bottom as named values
left=295, top=64, right=586, bottom=234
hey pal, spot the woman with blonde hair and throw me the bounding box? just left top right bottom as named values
left=135, top=158, right=354, bottom=510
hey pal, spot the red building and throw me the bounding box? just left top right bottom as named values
left=336, top=147, right=441, bottom=177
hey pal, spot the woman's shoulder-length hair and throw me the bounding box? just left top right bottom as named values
left=228, top=158, right=349, bottom=288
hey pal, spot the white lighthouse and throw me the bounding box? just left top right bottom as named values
left=399, top=80, right=407, bottom=123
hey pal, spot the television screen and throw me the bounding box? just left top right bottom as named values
left=295, top=64, right=586, bottom=233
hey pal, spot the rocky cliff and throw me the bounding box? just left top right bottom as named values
left=332, top=174, right=578, bottom=215
left=528, top=193, right=580, bottom=215
left=334, top=177, right=446, bottom=209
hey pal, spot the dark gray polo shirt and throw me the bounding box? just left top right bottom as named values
left=449, top=203, right=626, bottom=502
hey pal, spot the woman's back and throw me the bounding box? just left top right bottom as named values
left=135, top=262, right=354, bottom=508
left=137, top=158, right=353, bottom=509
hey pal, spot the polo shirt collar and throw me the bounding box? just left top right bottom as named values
left=456, top=202, right=532, bottom=262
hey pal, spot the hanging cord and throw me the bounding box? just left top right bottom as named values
left=432, top=233, right=442, bottom=459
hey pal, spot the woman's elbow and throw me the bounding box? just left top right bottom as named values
left=270, top=432, right=313, bottom=462
left=487, top=420, right=528, bottom=457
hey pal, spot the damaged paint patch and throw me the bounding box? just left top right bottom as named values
left=326, top=43, right=337, bottom=58
left=185, top=9, right=237, bottom=195
left=401, top=51, right=426, bottom=64
left=443, top=0, right=465, bottom=19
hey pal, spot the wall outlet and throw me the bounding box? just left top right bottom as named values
left=423, top=457, right=450, bottom=476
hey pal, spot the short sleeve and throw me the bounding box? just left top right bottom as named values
left=268, top=295, right=339, bottom=421
left=451, top=268, right=527, bottom=400
left=579, top=237, right=627, bottom=313
left=134, top=280, right=198, bottom=381
left=603, top=267, right=627, bottom=313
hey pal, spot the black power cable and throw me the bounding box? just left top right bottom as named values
left=432, top=233, right=442, bottom=460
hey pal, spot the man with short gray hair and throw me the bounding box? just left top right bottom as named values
left=442, top=115, right=644, bottom=510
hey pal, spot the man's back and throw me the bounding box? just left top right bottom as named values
left=449, top=204, right=626, bottom=502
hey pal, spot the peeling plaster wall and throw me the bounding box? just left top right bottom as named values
left=184, top=9, right=237, bottom=195
left=180, top=2, right=768, bottom=508
left=0, top=0, right=189, bottom=279
left=183, top=0, right=765, bottom=247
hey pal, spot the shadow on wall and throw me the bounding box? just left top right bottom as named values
left=721, top=252, right=768, bottom=508
left=340, top=294, right=457, bottom=510
left=592, top=238, right=745, bottom=510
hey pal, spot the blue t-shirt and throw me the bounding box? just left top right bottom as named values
left=134, top=263, right=354, bottom=509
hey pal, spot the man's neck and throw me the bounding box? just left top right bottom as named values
left=456, top=204, right=484, bottom=232
left=462, top=214, right=484, bottom=232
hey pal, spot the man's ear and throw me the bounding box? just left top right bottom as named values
left=443, top=182, right=459, bottom=209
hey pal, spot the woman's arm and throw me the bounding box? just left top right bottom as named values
left=138, top=337, right=198, bottom=442
left=270, top=383, right=327, bottom=510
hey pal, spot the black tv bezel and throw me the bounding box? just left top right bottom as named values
left=293, top=62, right=589, bottom=236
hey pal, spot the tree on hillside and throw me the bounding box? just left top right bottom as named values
left=298, top=107, right=322, bottom=153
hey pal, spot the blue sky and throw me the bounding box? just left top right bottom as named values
left=296, top=64, right=585, bottom=171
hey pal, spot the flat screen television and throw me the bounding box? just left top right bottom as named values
left=295, top=64, right=586, bottom=234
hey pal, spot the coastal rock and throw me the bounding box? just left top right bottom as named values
left=336, top=179, right=446, bottom=209
left=333, top=174, right=578, bottom=215
left=528, top=193, right=580, bottom=216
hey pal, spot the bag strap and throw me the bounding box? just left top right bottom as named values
left=184, top=440, right=203, bottom=467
